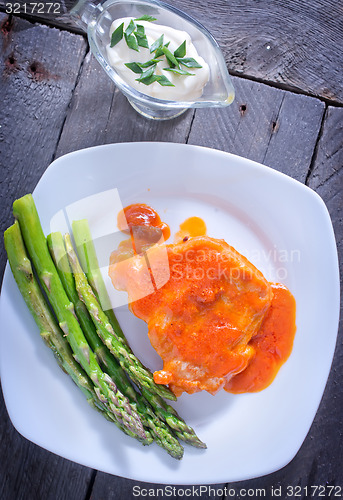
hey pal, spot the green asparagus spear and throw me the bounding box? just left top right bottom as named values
left=47, top=231, right=183, bottom=458
left=72, top=218, right=128, bottom=345
left=71, top=220, right=206, bottom=448
left=141, top=388, right=206, bottom=448
left=3, top=221, right=116, bottom=423
left=64, top=232, right=176, bottom=402
left=133, top=395, right=184, bottom=459
left=47, top=231, right=137, bottom=402
left=12, top=194, right=148, bottom=443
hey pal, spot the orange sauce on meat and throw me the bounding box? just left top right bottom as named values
left=112, top=203, right=296, bottom=395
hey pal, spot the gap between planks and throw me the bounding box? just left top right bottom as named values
left=305, top=104, right=328, bottom=186
left=229, top=70, right=343, bottom=109
left=50, top=44, right=92, bottom=164
left=84, top=469, right=98, bottom=500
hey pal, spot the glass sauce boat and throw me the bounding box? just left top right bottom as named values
left=70, top=0, right=235, bottom=119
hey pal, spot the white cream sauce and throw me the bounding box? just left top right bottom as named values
left=106, top=17, right=209, bottom=101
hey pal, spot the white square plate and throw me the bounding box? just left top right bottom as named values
left=0, top=143, right=340, bottom=484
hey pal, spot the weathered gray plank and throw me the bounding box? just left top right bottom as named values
left=0, top=1, right=83, bottom=32
left=90, top=473, right=226, bottom=500
left=0, top=13, right=87, bottom=279
left=222, top=107, right=343, bottom=499
left=307, top=106, right=343, bottom=314
left=2, top=0, right=342, bottom=103
left=0, top=9, right=341, bottom=499
left=0, top=13, right=94, bottom=500
left=307, top=106, right=343, bottom=198
left=188, top=76, right=325, bottom=182
left=56, top=56, right=326, bottom=178
left=172, top=0, right=343, bottom=104
left=55, top=52, right=195, bottom=158
left=0, top=385, right=93, bottom=500
left=307, top=106, right=343, bottom=310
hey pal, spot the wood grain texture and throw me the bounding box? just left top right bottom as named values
left=0, top=8, right=342, bottom=499
left=0, top=13, right=87, bottom=280
left=2, top=0, right=342, bottom=102
left=55, top=52, right=195, bottom=158
left=222, top=108, right=343, bottom=498
left=90, top=473, right=226, bottom=500
left=308, top=106, right=343, bottom=198
left=171, top=0, right=343, bottom=104
left=307, top=105, right=343, bottom=316
left=0, top=14, right=93, bottom=500
left=0, top=1, right=84, bottom=32
left=188, top=76, right=325, bottom=182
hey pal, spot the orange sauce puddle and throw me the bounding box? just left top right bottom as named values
left=174, top=216, right=207, bottom=242
left=225, top=283, right=296, bottom=393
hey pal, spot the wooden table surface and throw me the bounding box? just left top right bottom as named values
left=0, top=1, right=342, bottom=498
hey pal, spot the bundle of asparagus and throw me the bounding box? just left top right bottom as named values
left=4, top=193, right=206, bottom=459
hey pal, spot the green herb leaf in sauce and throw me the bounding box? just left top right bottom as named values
left=155, top=75, right=175, bottom=86
left=150, top=34, right=164, bottom=53
left=162, top=46, right=179, bottom=68
left=163, top=67, right=195, bottom=76
left=125, top=32, right=139, bottom=51
left=125, top=62, right=143, bottom=74
left=110, top=22, right=124, bottom=47
left=136, top=24, right=145, bottom=35
left=154, top=41, right=170, bottom=58
left=136, top=66, right=174, bottom=87
left=139, top=58, right=163, bottom=68
left=177, top=57, right=202, bottom=68
left=133, top=24, right=149, bottom=48
left=134, top=32, right=149, bottom=49
left=137, top=74, right=161, bottom=85
left=125, top=19, right=136, bottom=37
left=174, top=40, right=186, bottom=58
left=134, top=15, right=157, bottom=22
left=136, top=65, right=157, bottom=84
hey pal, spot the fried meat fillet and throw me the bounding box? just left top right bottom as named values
left=109, top=236, right=273, bottom=396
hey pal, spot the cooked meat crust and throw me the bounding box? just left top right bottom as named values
left=109, top=236, right=273, bottom=396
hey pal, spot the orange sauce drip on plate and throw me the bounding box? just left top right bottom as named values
left=225, top=282, right=296, bottom=393
left=174, top=216, right=207, bottom=242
